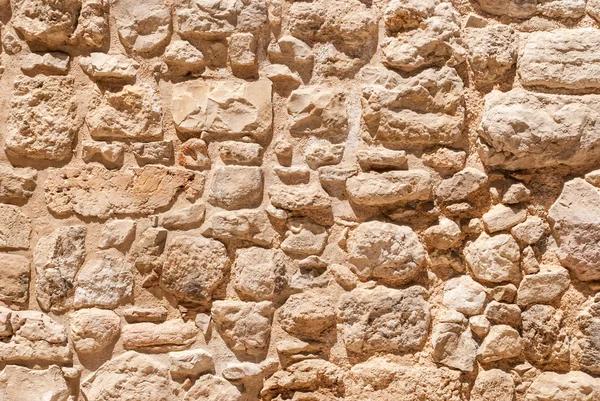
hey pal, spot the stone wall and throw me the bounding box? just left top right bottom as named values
left=0, top=0, right=600, bottom=400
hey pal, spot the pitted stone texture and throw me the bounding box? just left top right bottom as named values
left=517, top=265, right=571, bottom=306
left=466, top=24, right=516, bottom=86
left=0, top=365, right=69, bottom=401
left=477, top=325, right=523, bottom=363
left=288, top=86, right=348, bottom=137
left=471, top=369, right=515, bottom=401
left=479, top=90, right=600, bottom=170
left=382, top=1, right=465, bottom=73
left=173, top=79, right=273, bottom=141
left=11, top=0, right=81, bottom=48
left=279, top=290, right=336, bottom=341
left=0, top=205, right=31, bottom=250
left=524, top=371, right=600, bottom=401
left=71, top=0, right=109, bottom=48
left=346, top=170, right=433, bottom=206
left=86, top=85, right=162, bottom=142
left=70, top=308, right=121, bottom=355
left=176, top=0, right=267, bottom=40
left=347, top=221, right=426, bottom=285
left=212, top=300, right=274, bottom=356
left=0, top=310, right=72, bottom=364
left=519, top=29, right=600, bottom=91
left=269, top=184, right=331, bottom=211
left=35, top=226, right=86, bottom=312
left=361, top=67, right=464, bottom=147
left=431, top=311, right=478, bottom=372
left=464, top=232, right=521, bottom=284
left=45, top=166, right=195, bottom=219
left=0, top=254, right=30, bottom=304
left=80, top=53, right=139, bottom=82
left=339, top=286, right=430, bottom=355
left=74, top=251, right=134, bottom=309
left=208, top=166, right=263, bottom=210
left=233, top=247, right=287, bottom=302
left=203, top=209, right=277, bottom=246
left=113, top=0, right=171, bottom=53
left=577, top=295, right=600, bottom=374
left=443, top=275, right=487, bottom=316
left=522, top=305, right=570, bottom=367
left=161, top=235, right=230, bottom=306
left=548, top=178, right=600, bottom=281
left=6, top=77, right=78, bottom=161
left=81, top=351, right=177, bottom=401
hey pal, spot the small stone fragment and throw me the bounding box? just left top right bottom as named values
left=503, top=182, right=531, bottom=204
left=82, top=141, right=125, bottom=167
left=220, top=141, right=262, bottom=165
left=436, top=168, right=488, bottom=204
left=70, top=0, right=109, bottom=48
left=484, top=301, right=521, bottom=327
left=21, top=52, right=70, bottom=75
left=232, top=247, right=287, bottom=302
left=98, top=220, right=136, bottom=249
left=204, top=209, right=277, bottom=246
left=304, top=141, right=344, bottom=169
left=357, top=148, right=407, bottom=170
left=471, top=369, right=515, bottom=401
left=466, top=24, right=516, bottom=87
left=281, top=219, right=328, bottom=256
left=169, top=349, right=214, bottom=380
left=422, top=148, right=466, bottom=174
left=178, top=138, right=211, bottom=170
left=208, top=166, right=263, bottom=210
left=469, top=315, right=490, bottom=338
left=423, top=217, right=462, bottom=250
left=164, top=40, right=205, bottom=75
left=184, top=374, right=242, bottom=401
left=431, top=310, right=478, bottom=372
left=288, top=86, right=348, bottom=137
left=443, top=275, right=487, bottom=316
left=269, top=184, right=331, bottom=211
left=511, top=216, right=549, bottom=245
left=113, top=0, right=171, bottom=53
left=159, top=203, right=205, bottom=230
left=346, top=170, right=433, bottom=206
left=123, top=306, right=168, bottom=323
left=80, top=53, right=139, bottom=82
left=229, top=32, right=258, bottom=78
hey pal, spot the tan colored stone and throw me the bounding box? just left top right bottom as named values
left=82, top=141, right=125, bottom=167
left=431, top=310, right=477, bottom=372
left=172, top=79, right=273, bottom=141
left=229, top=32, right=258, bottom=78
left=122, top=319, right=198, bottom=352
left=208, top=166, right=263, bottom=210
left=220, top=141, right=263, bottom=165
left=233, top=247, right=287, bottom=302
left=0, top=205, right=32, bottom=250
left=471, top=369, right=515, bottom=401
left=0, top=365, right=69, bottom=401
left=477, top=325, right=522, bottom=363
left=21, top=52, right=70, bottom=75
left=70, top=308, right=120, bottom=354
left=169, top=348, right=214, bottom=380
left=70, top=0, right=109, bottom=48
left=159, top=203, right=205, bottom=230
left=178, top=138, right=211, bottom=170
left=279, top=290, right=336, bottom=341
left=466, top=24, right=516, bottom=86
left=436, top=167, right=488, bottom=203
left=99, top=220, right=136, bottom=249
left=464, top=232, right=521, bottom=284
left=6, top=77, right=78, bottom=161
left=80, top=53, right=139, bottom=82
left=0, top=166, right=36, bottom=203
left=86, top=85, right=162, bottom=142
left=346, top=170, right=433, bottom=206
left=482, top=204, right=527, bottom=233
left=524, top=371, right=600, bottom=401
left=517, top=265, right=571, bottom=306
left=45, top=166, right=195, bottom=219
left=11, top=0, right=80, bottom=48
left=184, top=374, right=241, bottom=401
left=522, top=305, right=570, bottom=367
left=288, top=86, right=347, bottom=137
left=443, top=275, right=487, bottom=316
left=113, top=0, right=171, bottom=53
left=0, top=254, right=29, bottom=304
left=476, top=0, right=585, bottom=19
left=203, top=209, right=277, bottom=246
left=269, top=184, right=331, bottom=211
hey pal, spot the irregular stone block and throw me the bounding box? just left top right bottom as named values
left=522, top=305, right=570, bottom=367
left=45, top=166, right=195, bottom=219
left=86, top=85, right=163, bottom=142
left=339, top=286, right=430, bottom=355
left=70, top=0, right=109, bottom=48
left=21, top=52, right=70, bottom=75
left=172, top=79, right=273, bottom=141
left=0, top=254, right=30, bottom=303
left=269, top=184, right=331, bottom=211
left=185, top=374, right=242, bottom=401
left=346, top=170, right=433, bottom=206
left=464, top=232, right=521, bottom=284
left=0, top=166, right=37, bottom=203
left=361, top=67, right=465, bottom=146
left=113, top=0, right=171, bottom=53
left=80, top=53, right=139, bottom=82
left=477, top=324, right=522, bottom=363
left=98, top=220, right=136, bottom=249
left=70, top=308, right=121, bottom=355
left=11, top=0, right=80, bottom=48
left=6, top=77, right=78, bottom=161
left=577, top=295, right=600, bottom=374
left=466, top=24, right=516, bottom=86
left=0, top=365, right=69, bottom=401
left=431, top=311, right=477, bottom=372
left=233, top=247, right=287, bottom=302
left=524, top=371, right=600, bottom=401
left=203, top=209, right=277, bottom=246
left=82, top=141, right=125, bottom=168
left=169, top=349, right=214, bottom=380
left=443, top=275, right=487, bottom=316
left=479, top=90, right=600, bottom=170
left=288, top=86, right=348, bottom=137
left=178, top=138, right=211, bottom=170
left=122, top=319, right=198, bottom=352
left=476, top=0, right=585, bottom=19
left=471, top=369, right=515, bottom=401
left=208, top=166, right=263, bottom=210
left=0, top=205, right=32, bottom=250
left=279, top=290, right=336, bottom=341
left=516, top=265, right=570, bottom=306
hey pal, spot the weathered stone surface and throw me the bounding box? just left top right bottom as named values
left=70, top=308, right=121, bottom=354
left=6, top=77, right=78, bottom=161
left=464, top=232, right=521, bottom=283
left=0, top=166, right=36, bottom=203
left=178, top=138, right=211, bottom=171
left=0, top=254, right=29, bottom=304
left=161, top=235, right=230, bottom=305
left=431, top=310, right=478, bottom=372
left=86, top=85, right=162, bottom=142
left=524, top=371, right=600, bottom=401
left=80, top=53, right=139, bottom=82
left=484, top=301, right=521, bottom=326
left=164, top=40, right=205, bottom=75
left=519, top=29, right=600, bottom=91
left=70, top=0, right=109, bottom=48
left=346, top=170, right=433, bottom=206
left=0, top=310, right=72, bottom=364
left=169, top=348, right=214, bottom=380
left=172, top=79, right=273, bottom=140
left=479, top=90, right=600, bottom=170
left=339, top=286, right=430, bottom=355
left=113, top=0, right=171, bottom=53
left=436, top=168, right=488, bottom=203
left=35, top=226, right=86, bottom=312
left=362, top=67, right=464, bottom=146
left=522, top=304, right=570, bottom=367
left=269, top=184, right=331, bottom=210
left=478, top=324, right=523, bottom=363
left=381, top=2, right=465, bottom=72
left=11, top=0, right=80, bottom=48
left=176, top=0, right=267, bottom=40
left=123, top=306, right=167, bottom=324
left=476, top=0, right=585, bottom=19
left=548, top=178, right=600, bottom=281
left=511, top=216, right=548, bottom=245
left=443, top=275, right=487, bottom=316
left=130, top=227, right=167, bottom=274
left=212, top=300, right=274, bottom=356
left=347, top=358, right=464, bottom=401
left=281, top=218, right=328, bottom=256
left=99, top=219, right=136, bottom=249
left=0, top=205, right=31, bottom=250
left=423, top=147, right=466, bottom=174
left=471, top=369, right=515, bottom=401
left=423, top=217, right=462, bottom=250
left=279, top=290, right=336, bottom=341
left=21, top=52, right=70, bottom=75
left=577, top=295, right=600, bottom=374
left=208, top=166, right=263, bottom=210
left=288, top=86, right=347, bottom=137
left=74, top=251, right=134, bottom=309
left=122, top=319, right=198, bottom=352
left=133, top=140, right=173, bottom=165
left=45, top=166, right=195, bottom=219
left=482, top=204, right=527, bottom=233
left=203, top=209, right=277, bottom=246
left=232, top=247, right=287, bottom=302
left=81, top=351, right=177, bottom=401
left=347, top=221, right=426, bottom=285
left=185, top=374, right=242, bottom=401
left=0, top=365, right=69, bottom=401
left=159, top=203, right=205, bottom=230
left=517, top=265, right=571, bottom=306
left=466, top=24, right=516, bottom=86
left=82, top=141, right=125, bottom=167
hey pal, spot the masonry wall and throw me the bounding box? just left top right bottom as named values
left=0, top=0, right=599, bottom=400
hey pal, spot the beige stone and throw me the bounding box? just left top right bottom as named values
left=21, top=52, right=70, bottom=75
left=269, top=184, right=331, bottom=211
left=346, top=170, right=433, bottom=206
left=80, top=53, right=139, bottom=82
left=82, top=141, right=125, bottom=167
left=6, top=77, right=78, bottom=161
left=477, top=324, right=522, bottom=363
left=0, top=365, right=69, bottom=401
left=482, top=204, right=527, bottom=233
left=443, top=275, right=487, bottom=316
left=208, top=166, right=263, bottom=210
left=70, top=0, right=109, bottom=48
left=517, top=265, right=571, bottom=306
left=45, top=166, right=195, bottom=219
left=86, top=85, right=162, bottom=142
left=0, top=254, right=30, bottom=304
left=522, top=305, right=570, bottom=366
left=0, top=166, right=36, bottom=203
left=98, top=220, right=136, bottom=249
left=466, top=24, right=516, bottom=86
left=220, top=141, right=263, bottom=165
left=164, top=40, right=205, bottom=74
left=172, top=79, right=273, bottom=141
left=113, top=0, right=171, bottom=53
left=203, top=209, right=277, bottom=246
left=524, top=371, right=600, bottom=401
left=279, top=290, right=336, bottom=341
left=11, top=0, right=80, bottom=48
left=464, top=232, right=521, bottom=284
left=233, top=247, right=287, bottom=302
left=122, top=319, right=198, bottom=352
left=431, top=310, right=477, bottom=372
left=70, top=308, right=120, bottom=354
left=471, top=369, right=515, bottom=401
left=476, top=0, right=585, bottom=19
left=184, top=374, right=241, bottom=401
left=178, top=138, right=211, bottom=170
left=159, top=203, right=205, bottom=230
left=288, top=86, right=348, bottom=137
left=436, top=168, right=488, bottom=203
left=169, top=348, right=214, bottom=380
left=0, top=205, right=31, bottom=250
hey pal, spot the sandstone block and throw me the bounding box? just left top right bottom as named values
left=346, top=170, right=433, bottom=206
left=0, top=166, right=36, bottom=203
left=517, top=265, right=571, bottom=306
left=80, top=53, right=139, bottom=82
left=122, top=319, right=198, bottom=352
left=98, top=220, right=136, bottom=249
left=464, top=232, right=521, bottom=283
left=524, top=371, right=600, bottom=401
left=477, top=324, right=522, bottom=363
left=0, top=254, right=30, bottom=304
left=12, top=0, right=80, bottom=48
left=70, top=308, right=120, bottom=354
left=0, top=365, right=69, bottom=401
left=113, top=0, right=171, bottom=53
left=288, top=86, right=348, bottom=137
left=208, top=166, right=263, bottom=210
left=232, top=247, right=287, bottom=302
left=279, top=291, right=336, bottom=341
left=471, top=369, right=515, bottom=401
left=70, top=0, right=109, bottom=48
left=203, top=209, right=277, bottom=246
left=0, top=205, right=32, bottom=250
left=522, top=305, right=570, bottom=367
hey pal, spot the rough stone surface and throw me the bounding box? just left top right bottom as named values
left=471, top=369, right=515, bottom=401
left=0, top=365, right=69, bottom=401
left=70, top=308, right=121, bottom=354
left=464, top=232, right=521, bottom=284
left=0, top=205, right=31, bottom=250
left=522, top=304, right=570, bottom=367
left=122, top=319, right=198, bottom=352
left=524, top=371, right=600, bottom=401
left=0, top=254, right=30, bottom=304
